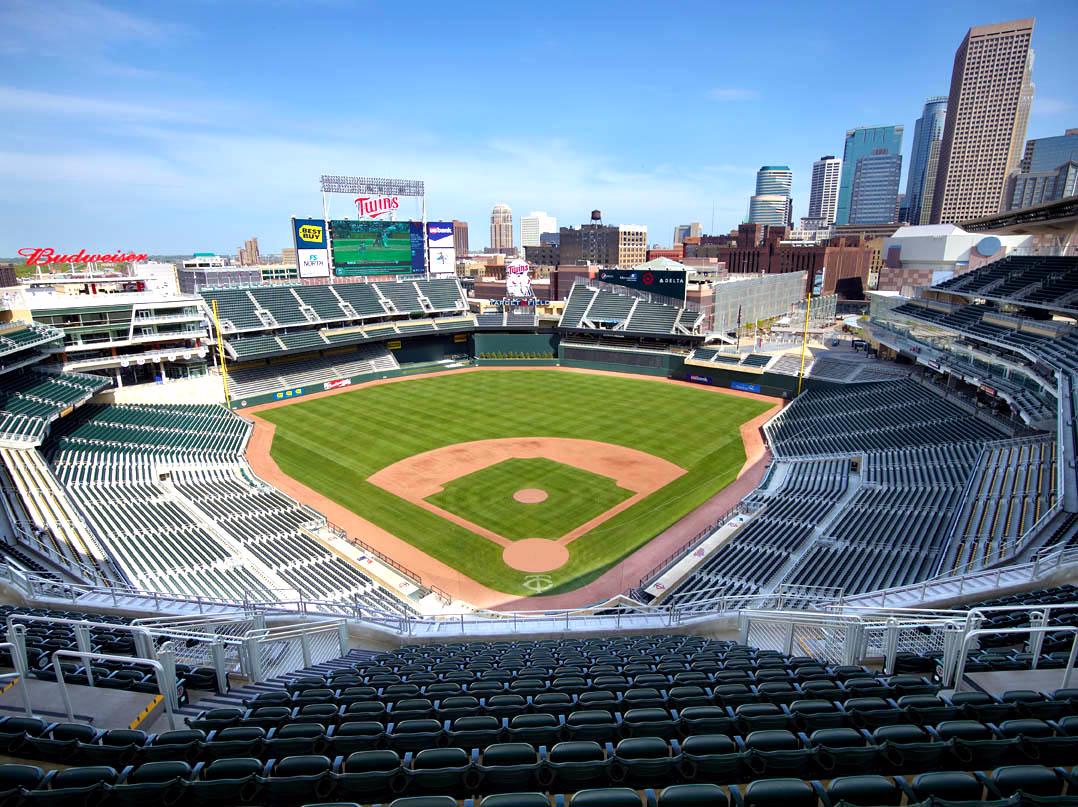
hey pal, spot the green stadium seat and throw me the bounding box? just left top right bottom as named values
left=477, top=742, right=540, bottom=793
left=909, top=771, right=984, bottom=802
left=479, top=793, right=550, bottom=807
left=544, top=741, right=609, bottom=791
left=338, top=750, right=404, bottom=802
left=568, top=788, right=642, bottom=807
left=741, top=777, right=819, bottom=807
left=265, top=755, right=334, bottom=807
left=199, top=726, right=265, bottom=761
left=187, top=757, right=263, bottom=806
left=408, top=747, right=474, bottom=797
left=610, top=736, right=678, bottom=787
left=656, top=783, right=729, bottom=807
left=678, top=734, right=744, bottom=784
left=112, top=761, right=193, bottom=807
left=22, top=765, right=119, bottom=807
left=825, top=774, right=902, bottom=806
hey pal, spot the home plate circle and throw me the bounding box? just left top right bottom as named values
left=513, top=488, right=548, bottom=503
left=503, top=538, right=569, bottom=573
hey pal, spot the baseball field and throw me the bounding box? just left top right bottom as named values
left=255, top=370, right=773, bottom=597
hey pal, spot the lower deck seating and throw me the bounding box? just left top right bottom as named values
left=229, top=345, right=400, bottom=399
left=171, top=467, right=418, bottom=617
left=662, top=461, right=850, bottom=606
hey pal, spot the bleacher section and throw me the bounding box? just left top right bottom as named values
left=0, top=323, right=64, bottom=378
left=765, top=379, right=1007, bottom=456
left=764, top=351, right=910, bottom=385
left=662, top=460, right=850, bottom=605
left=945, top=437, right=1059, bottom=573
left=0, top=446, right=114, bottom=583
left=559, top=285, right=697, bottom=336
left=782, top=444, right=981, bottom=595
left=228, top=345, right=399, bottom=400
left=664, top=379, right=1038, bottom=604
left=53, top=447, right=276, bottom=601
left=172, top=466, right=416, bottom=615
left=934, top=254, right=1078, bottom=311
left=0, top=370, right=108, bottom=445
left=205, top=279, right=465, bottom=337
left=47, top=403, right=417, bottom=614
left=208, top=279, right=468, bottom=361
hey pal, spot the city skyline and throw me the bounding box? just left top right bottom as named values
left=0, top=1, right=1075, bottom=254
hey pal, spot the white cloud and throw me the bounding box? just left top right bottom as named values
left=0, top=87, right=203, bottom=123
left=708, top=88, right=759, bottom=102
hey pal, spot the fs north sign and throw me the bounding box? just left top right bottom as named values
left=354, top=196, right=400, bottom=219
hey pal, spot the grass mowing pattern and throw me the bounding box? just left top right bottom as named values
left=260, top=370, right=771, bottom=596
left=427, top=457, right=633, bottom=540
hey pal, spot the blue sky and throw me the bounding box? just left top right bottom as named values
left=1, top=0, right=1075, bottom=256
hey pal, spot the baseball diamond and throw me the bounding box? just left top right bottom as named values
left=246, top=367, right=776, bottom=600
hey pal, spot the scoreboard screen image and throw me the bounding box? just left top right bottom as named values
left=330, top=220, right=424, bottom=275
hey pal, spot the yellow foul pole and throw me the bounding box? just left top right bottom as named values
left=211, top=299, right=232, bottom=408
left=796, top=291, right=813, bottom=396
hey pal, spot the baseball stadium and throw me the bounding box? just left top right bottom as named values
left=0, top=209, right=1075, bottom=805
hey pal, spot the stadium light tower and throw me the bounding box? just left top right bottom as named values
left=318, top=175, right=428, bottom=274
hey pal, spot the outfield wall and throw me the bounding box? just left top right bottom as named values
left=559, top=344, right=685, bottom=378
left=474, top=332, right=559, bottom=356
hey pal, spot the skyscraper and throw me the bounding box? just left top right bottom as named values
left=930, top=18, right=1035, bottom=224
left=849, top=152, right=904, bottom=225
left=835, top=126, right=904, bottom=225
left=452, top=220, right=469, bottom=255
left=1005, top=130, right=1078, bottom=210
left=807, top=156, right=842, bottom=226
left=672, top=222, right=702, bottom=244
left=748, top=166, right=793, bottom=227
left=903, top=97, right=948, bottom=225
left=519, top=211, right=557, bottom=248
left=490, top=204, right=513, bottom=253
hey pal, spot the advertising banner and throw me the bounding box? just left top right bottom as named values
left=293, top=217, right=327, bottom=248
left=428, top=247, right=456, bottom=276
left=730, top=380, right=762, bottom=394
left=297, top=248, right=330, bottom=278
left=330, top=220, right=424, bottom=275
left=293, top=217, right=331, bottom=277
left=426, top=221, right=456, bottom=275
left=596, top=268, right=686, bottom=301
left=324, top=378, right=352, bottom=391
left=505, top=259, right=533, bottom=297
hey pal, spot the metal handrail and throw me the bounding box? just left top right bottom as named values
left=50, top=648, right=177, bottom=730
left=952, top=625, right=1078, bottom=693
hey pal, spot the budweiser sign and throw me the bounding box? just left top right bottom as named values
left=353, top=195, right=400, bottom=219
left=19, top=248, right=148, bottom=266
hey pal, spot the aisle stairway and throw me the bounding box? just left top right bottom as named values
left=178, top=648, right=381, bottom=721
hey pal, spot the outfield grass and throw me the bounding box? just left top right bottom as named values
left=260, top=370, right=771, bottom=596
left=427, top=457, right=633, bottom=540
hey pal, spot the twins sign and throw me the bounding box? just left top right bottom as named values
left=354, top=196, right=400, bottom=219
left=505, top=259, right=533, bottom=298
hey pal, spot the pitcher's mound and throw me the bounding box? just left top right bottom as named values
left=513, top=488, right=549, bottom=504
left=503, top=538, right=569, bottom=572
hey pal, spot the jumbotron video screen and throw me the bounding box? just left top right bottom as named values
left=329, top=220, right=425, bottom=275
